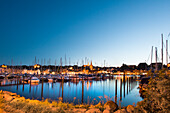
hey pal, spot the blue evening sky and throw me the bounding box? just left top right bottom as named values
left=0, top=0, right=170, bottom=67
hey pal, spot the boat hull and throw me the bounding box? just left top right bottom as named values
left=28, top=80, right=40, bottom=83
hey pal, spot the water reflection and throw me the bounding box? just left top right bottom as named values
left=115, top=79, right=117, bottom=103
left=127, top=77, right=128, bottom=95
left=82, top=80, right=84, bottom=104
left=0, top=76, right=143, bottom=106
left=41, top=81, right=43, bottom=99
left=120, top=78, right=122, bottom=100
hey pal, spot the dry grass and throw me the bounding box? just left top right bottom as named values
left=0, top=89, right=125, bottom=113
left=0, top=92, right=106, bottom=113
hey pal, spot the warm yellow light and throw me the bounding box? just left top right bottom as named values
left=167, top=64, right=170, bottom=67
left=69, top=67, right=73, bottom=69
left=2, top=65, right=7, bottom=68
left=34, top=64, right=40, bottom=68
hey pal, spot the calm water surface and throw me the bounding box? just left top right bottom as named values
left=0, top=76, right=143, bottom=107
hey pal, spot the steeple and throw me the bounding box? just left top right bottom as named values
left=90, top=60, right=93, bottom=70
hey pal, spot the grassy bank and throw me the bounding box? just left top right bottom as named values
left=0, top=91, right=99, bottom=113
left=0, top=90, right=136, bottom=113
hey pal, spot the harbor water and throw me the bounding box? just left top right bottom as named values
left=0, top=76, right=143, bottom=107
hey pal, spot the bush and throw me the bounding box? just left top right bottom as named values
left=135, top=70, right=170, bottom=113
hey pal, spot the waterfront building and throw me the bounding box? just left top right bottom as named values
left=150, top=62, right=162, bottom=70
left=138, top=63, right=148, bottom=70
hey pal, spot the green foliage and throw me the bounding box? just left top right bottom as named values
left=135, top=71, right=170, bottom=113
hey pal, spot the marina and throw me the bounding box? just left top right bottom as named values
left=0, top=75, right=143, bottom=107
left=0, top=0, right=169, bottom=112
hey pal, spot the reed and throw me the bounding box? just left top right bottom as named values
left=0, top=92, right=119, bottom=112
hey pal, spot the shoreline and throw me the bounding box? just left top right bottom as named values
left=0, top=90, right=137, bottom=113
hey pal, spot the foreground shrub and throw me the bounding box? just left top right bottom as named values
left=135, top=70, right=170, bottom=113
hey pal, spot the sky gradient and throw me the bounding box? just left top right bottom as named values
left=0, top=0, right=170, bottom=67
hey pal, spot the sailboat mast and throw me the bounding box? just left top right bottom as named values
left=161, top=34, right=163, bottom=69
left=151, top=46, right=153, bottom=70
left=20, top=61, right=22, bottom=74
left=49, top=58, right=51, bottom=70
left=104, top=60, right=106, bottom=67
left=77, top=60, right=78, bottom=72
left=41, top=59, right=43, bottom=74
left=155, top=47, right=158, bottom=71
left=69, top=57, right=71, bottom=66
left=35, top=56, right=36, bottom=65
left=55, top=59, right=56, bottom=73
left=60, top=57, right=62, bottom=74
left=34, top=56, right=36, bottom=75
left=81, top=59, right=84, bottom=73
left=65, top=54, right=67, bottom=66
left=166, top=40, right=168, bottom=66
left=44, top=58, right=46, bottom=66
left=65, top=54, right=67, bottom=74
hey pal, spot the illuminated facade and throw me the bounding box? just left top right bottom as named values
left=83, top=61, right=93, bottom=70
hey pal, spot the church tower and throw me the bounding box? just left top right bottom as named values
left=90, top=61, right=93, bottom=70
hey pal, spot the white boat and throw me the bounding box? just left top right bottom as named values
left=28, top=77, right=40, bottom=83
left=47, top=76, right=53, bottom=82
